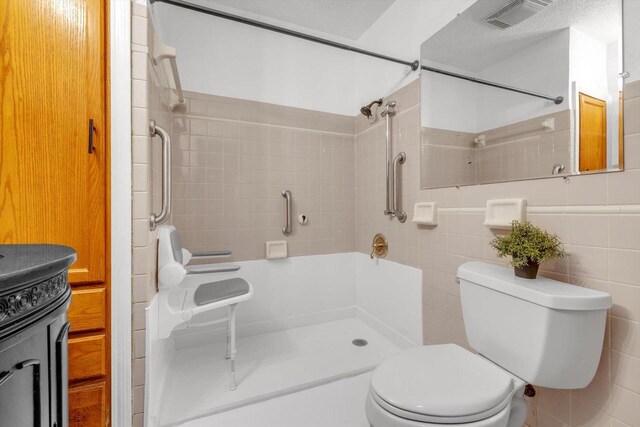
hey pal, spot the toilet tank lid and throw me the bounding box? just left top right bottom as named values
left=457, top=262, right=612, bottom=311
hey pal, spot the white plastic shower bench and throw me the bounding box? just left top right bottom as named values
left=156, top=225, right=253, bottom=390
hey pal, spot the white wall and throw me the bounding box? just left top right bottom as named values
left=624, top=0, right=640, bottom=83
left=569, top=28, right=610, bottom=103
left=421, top=61, right=481, bottom=132
left=421, top=30, right=570, bottom=133
left=353, top=0, right=475, bottom=110
left=151, top=0, right=474, bottom=116
left=152, top=1, right=356, bottom=115
left=477, top=29, right=570, bottom=130
left=607, top=41, right=622, bottom=167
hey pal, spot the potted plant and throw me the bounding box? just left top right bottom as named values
left=489, top=221, right=568, bottom=279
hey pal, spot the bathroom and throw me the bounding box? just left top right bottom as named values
left=1, top=0, right=639, bottom=426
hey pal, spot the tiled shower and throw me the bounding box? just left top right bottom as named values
left=130, top=1, right=640, bottom=425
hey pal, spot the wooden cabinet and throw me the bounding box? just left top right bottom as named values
left=0, top=0, right=110, bottom=425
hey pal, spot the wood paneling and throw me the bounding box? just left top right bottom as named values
left=69, top=381, right=107, bottom=427
left=579, top=92, right=608, bottom=172
left=1, top=1, right=111, bottom=425
left=69, top=334, right=106, bottom=381
left=69, top=287, right=106, bottom=332
left=0, top=0, right=106, bottom=284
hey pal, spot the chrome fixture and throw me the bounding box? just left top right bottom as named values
left=149, top=120, right=172, bottom=230
left=360, top=98, right=383, bottom=123
left=370, top=233, right=388, bottom=259
left=282, top=190, right=292, bottom=236
left=393, top=152, right=407, bottom=222
left=381, top=101, right=407, bottom=222
left=552, top=162, right=565, bottom=175
left=150, top=0, right=420, bottom=72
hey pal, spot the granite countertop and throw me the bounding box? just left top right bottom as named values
left=0, top=244, right=77, bottom=290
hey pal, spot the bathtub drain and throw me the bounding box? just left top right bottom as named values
left=352, top=338, right=368, bottom=347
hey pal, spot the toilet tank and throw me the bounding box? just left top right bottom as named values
left=457, top=261, right=611, bottom=389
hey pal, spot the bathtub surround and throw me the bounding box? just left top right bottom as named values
left=168, top=91, right=356, bottom=260
left=145, top=253, right=422, bottom=425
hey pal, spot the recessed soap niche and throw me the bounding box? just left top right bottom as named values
left=265, top=240, right=288, bottom=259
left=484, top=199, right=527, bottom=229
left=412, top=202, right=438, bottom=226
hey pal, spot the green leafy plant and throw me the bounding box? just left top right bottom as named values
left=489, top=221, right=568, bottom=268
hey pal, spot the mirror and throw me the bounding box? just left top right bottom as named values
left=420, top=0, right=625, bottom=189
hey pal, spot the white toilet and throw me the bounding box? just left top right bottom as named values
left=366, top=261, right=612, bottom=427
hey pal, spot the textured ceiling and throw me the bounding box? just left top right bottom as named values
left=200, top=0, right=395, bottom=40
left=422, top=0, right=621, bottom=71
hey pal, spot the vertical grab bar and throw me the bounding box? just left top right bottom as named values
left=393, top=152, right=407, bottom=223
left=382, top=101, right=396, bottom=216
left=381, top=100, right=406, bottom=222
left=150, top=120, right=172, bottom=230
left=282, top=190, right=292, bottom=236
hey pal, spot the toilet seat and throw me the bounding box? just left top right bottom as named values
left=370, top=344, right=515, bottom=424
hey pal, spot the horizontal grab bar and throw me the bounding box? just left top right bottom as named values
left=186, top=265, right=241, bottom=275
left=191, top=250, right=232, bottom=258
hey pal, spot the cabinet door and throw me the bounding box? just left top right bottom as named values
left=0, top=328, right=50, bottom=427
left=0, top=0, right=106, bottom=284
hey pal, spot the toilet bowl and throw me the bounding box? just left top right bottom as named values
left=365, top=345, right=526, bottom=427
left=366, top=261, right=612, bottom=427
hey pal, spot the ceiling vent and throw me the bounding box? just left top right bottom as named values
left=483, top=0, right=553, bottom=29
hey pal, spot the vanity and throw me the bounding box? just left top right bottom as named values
left=0, top=244, right=76, bottom=427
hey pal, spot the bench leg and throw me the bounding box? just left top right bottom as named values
left=226, top=305, right=232, bottom=360
left=228, top=303, right=238, bottom=391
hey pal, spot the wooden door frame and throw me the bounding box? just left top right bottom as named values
left=109, top=0, right=132, bottom=425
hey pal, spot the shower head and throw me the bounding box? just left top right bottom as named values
left=360, top=99, right=383, bottom=118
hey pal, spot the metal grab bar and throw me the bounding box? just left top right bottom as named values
left=282, top=190, right=292, bottom=236
left=186, top=264, right=241, bottom=275
left=150, top=120, right=172, bottom=230
left=382, top=101, right=396, bottom=217
left=191, top=250, right=232, bottom=258
left=393, top=152, right=407, bottom=223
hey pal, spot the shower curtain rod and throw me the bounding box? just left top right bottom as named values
left=150, top=0, right=420, bottom=71
left=421, top=65, right=564, bottom=104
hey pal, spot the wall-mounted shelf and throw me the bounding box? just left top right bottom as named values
left=152, top=34, right=186, bottom=112
left=266, top=241, right=288, bottom=259
left=412, top=202, right=438, bottom=225
left=479, top=117, right=556, bottom=145
left=484, top=199, right=527, bottom=229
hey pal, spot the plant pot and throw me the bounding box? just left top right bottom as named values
left=514, top=262, right=540, bottom=279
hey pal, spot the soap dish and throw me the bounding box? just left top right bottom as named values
left=412, top=202, right=438, bottom=225
left=484, top=199, right=527, bottom=229
left=265, top=240, right=287, bottom=259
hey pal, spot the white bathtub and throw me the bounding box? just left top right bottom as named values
left=145, top=252, right=422, bottom=426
